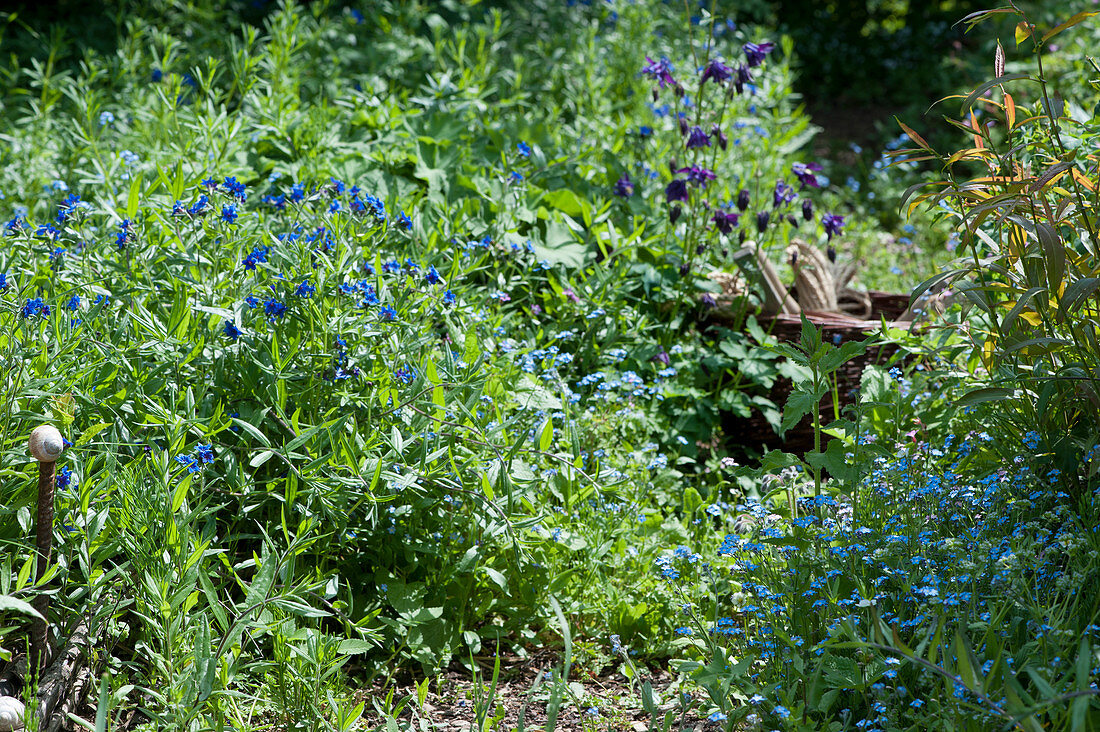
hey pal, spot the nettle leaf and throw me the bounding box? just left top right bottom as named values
left=781, top=391, right=820, bottom=435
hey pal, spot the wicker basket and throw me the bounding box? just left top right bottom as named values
left=721, top=291, right=913, bottom=456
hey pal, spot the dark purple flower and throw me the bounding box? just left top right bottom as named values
left=677, top=166, right=717, bottom=187
left=670, top=206, right=683, bottom=224
left=678, top=117, right=689, bottom=136
left=822, top=213, right=845, bottom=240
left=666, top=179, right=689, bottom=203
left=651, top=350, right=671, bottom=366
left=686, top=126, right=710, bottom=149
left=642, top=56, right=676, bottom=89
left=712, top=210, right=740, bottom=234
left=736, top=189, right=751, bottom=211
left=772, top=180, right=796, bottom=208
left=791, top=162, right=823, bottom=189
left=614, top=174, right=635, bottom=198
left=756, top=211, right=770, bottom=233
left=802, top=199, right=814, bottom=221
left=700, top=58, right=733, bottom=85
left=712, top=124, right=728, bottom=150
left=743, top=42, right=774, bottom=68
left=734, top=64, right=753, bottom=94
left=701, top=293, right=717, bottom=308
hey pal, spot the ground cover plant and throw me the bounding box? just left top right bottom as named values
left=0, top=1, right=1098, bottom=730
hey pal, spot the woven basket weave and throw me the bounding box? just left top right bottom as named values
left=722, top=291, right=912, bottom=455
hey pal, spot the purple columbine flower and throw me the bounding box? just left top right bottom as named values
left=712, top=211, right=740, bottom=234
left=614, top=174, right=635, bottom=198
left=822, top=213, right=845, bottom=240
left=802, top=199, right=814, bottom=221
left=756, top=211, right=770, bottom=233
left=677, top=166, right=716, bottom=187
left=791, top=162, right=823, bottom=189
left=743, top=42, right=774, bottom=68
left=734, top=64, right=753, bottom=94
left=712, top=124, right=728, bottom=150
left=641, top=56, right=676, bottom=89
left=773, top=180, right=796, bottom=208
left=686, top=126, right=710, bottom=149
left=669, top=206, right=683, bottom=224
left=700, top=58, right=733, bottom=85
left=666, top=178, right=689, bottom=203
left=736, top=189, right=751, bottom=211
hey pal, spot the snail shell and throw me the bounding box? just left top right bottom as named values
left=28, top=425, right=64, bottom=463
left=0, top=696, right=24, bottom=732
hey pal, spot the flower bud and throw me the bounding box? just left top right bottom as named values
left=737, top=189, right=750, bottom=211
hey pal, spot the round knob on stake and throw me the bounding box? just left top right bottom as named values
left=27, top=425, right=64, bottom=463
left=0, top=696, right=24, bottom=732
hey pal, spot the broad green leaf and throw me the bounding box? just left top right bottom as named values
left=0, top=594, right=45, bottom=620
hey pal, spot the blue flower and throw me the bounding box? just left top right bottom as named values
left=263, top=298, right=286, bottom=320
left=294, top=279, right=316, bottom=298
left=425, top=266, right=443, bottom=285
left=517, top=141, right=531, bottom=157
left=443, top=290, right=456, bottom=305
left=194, top=444, right=214, bottom=465
left=21, top=298, right=50, bottom=319
left=397, top=211, right=412, bottom=230
left=380, top=306, right=397, bottom=321
left=223, top=320, right=242, bottom=340
left=55, top=466, right=74, bottom=489
left=243, top=245, right=269, bottom=270
left=115, top=219, right=133, bottom=249
left=223, top=176, right=247, bottom=201
left=187, top=195, right=210, bottom=217
left=221, top=204, right=238, bottom=223
left=613, top=174, right=634, bottom=197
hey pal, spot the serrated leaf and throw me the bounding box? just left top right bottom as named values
left=781, top=391, right=819, bottom=435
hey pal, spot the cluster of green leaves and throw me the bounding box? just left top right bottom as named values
left=896, top=3, right=1100, bottom=489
